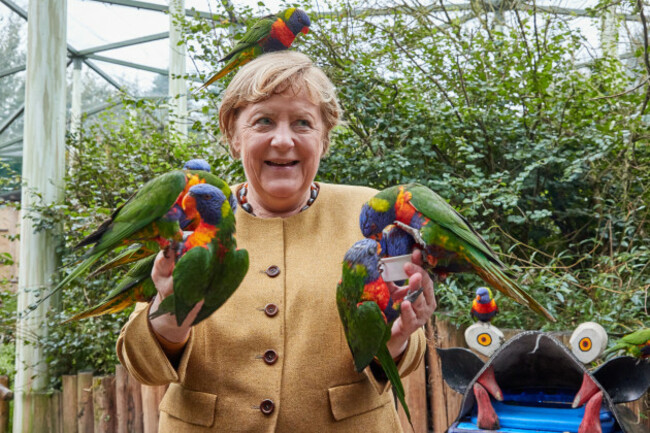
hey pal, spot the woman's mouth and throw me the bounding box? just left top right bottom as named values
left=266, top=160, right=299, bottom=167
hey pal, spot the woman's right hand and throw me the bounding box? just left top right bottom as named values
left=149, top=248, right=204, bottom=344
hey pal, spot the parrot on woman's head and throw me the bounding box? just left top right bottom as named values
left=336, top=238, right=420, bottom=426
left=150, top=183, right=249, bottom=326
left=360, top=183, right=555, bottom=322
left=198, top=7, right=311, bottom=89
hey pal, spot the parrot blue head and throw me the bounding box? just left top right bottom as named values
left=343, top=239, right=383, bottom=284
left=381, top=225, right=415, bottom=257
left=476, top=287, right=492, bottom=304
left=183, top=158, right=211, bottom=172
left=285, top=8, right=311, bottom=36
left=360, top=201, right=396, bottom=238
left=187, top=184, right=226, bottom=226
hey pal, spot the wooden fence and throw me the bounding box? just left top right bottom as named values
left=0, top=317, right=648, bottom=433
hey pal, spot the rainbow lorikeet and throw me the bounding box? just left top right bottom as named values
left=90, top=160, right=237, bottom=276
left=53, top=169, right=235, bottom=297
left=336, top=238, right=422, bottom=426
left=603, top=328, right=650, bottom=359
left=470, top=287, right=499, bottom=323
left=359, top=183, right=555, bottom=322
left=199, top=7, right=310, bottom=89
left=149, top=183, right=249, bottom=326
left=63, top=254, right=157, bottom=323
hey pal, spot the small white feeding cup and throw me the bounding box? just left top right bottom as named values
left=380, top=254, right=412, bottom=282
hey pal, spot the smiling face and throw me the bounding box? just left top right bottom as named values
left=232, top=89, right=324, bottom=217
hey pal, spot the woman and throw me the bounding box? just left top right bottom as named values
left=117, top=51, right=436, bottom=432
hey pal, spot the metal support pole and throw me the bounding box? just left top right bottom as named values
left=601, top=5, right=619, bottom=58
left=70, top=58, right=83, bottom=139
left=13, top=0, right=67, bottom=430
left=169, top=0, right=187, bottom=137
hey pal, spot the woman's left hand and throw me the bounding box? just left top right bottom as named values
left=386, top=249, right=437, bottom=359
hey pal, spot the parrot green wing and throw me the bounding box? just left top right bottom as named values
left=220, top=14, right=276, bottom=62
left=191, top=247, right=249, bottom=325
left=346, top=301, right=390, bottom=372
left=170, top=245, right=215, bottom=325
left=620, top=328, right=650, bottom=345
left=90, top=171, right=187, bottom=253
left=406, top=183, right=507, bottom=268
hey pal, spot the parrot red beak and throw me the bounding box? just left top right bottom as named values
left=182, top=193, right=198, bottom=220
left=301, top=26, right=309, bottom=35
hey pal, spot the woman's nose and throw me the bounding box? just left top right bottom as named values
left=270, top=122, right=294, bottom=150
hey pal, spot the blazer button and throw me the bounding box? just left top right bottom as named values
left=263, top=350, right=278, bottom=365
left=260, top=399, right=274, bottom=415
left=264, top=303, right=278, bottom=317
left=265, top=265, right=280, bottom=278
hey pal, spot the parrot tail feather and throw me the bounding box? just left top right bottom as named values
left=376, top=345, right=412, bottom=428
left=475, top=260, right=556, bottom=322
left=61, top=289, right=136, bottom=324
left=33, top=250, right=106, bottom=312
left=197, top=59, right=242, bottom=92
left=89, top=245, right=151, bottom=276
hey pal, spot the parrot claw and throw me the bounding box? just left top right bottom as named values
left=393, top=220, right=427, bottom=248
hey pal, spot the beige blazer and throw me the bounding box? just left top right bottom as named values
left=117, top=183, right=426, bottom=432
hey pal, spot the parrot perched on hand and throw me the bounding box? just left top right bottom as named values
left=149, top=183, right=249, bottom=326
left=336, top=238, right=421, bottom=426
left=470, top=287, right=499, bottom=323
left=603, top=328, right=650, bottom=359
left=198, top=8, right=311, bottom=89
left=359, top=183, right=555, bottom=322
left=52, top=168, right=235, bottom=297
left=63, top=254, right=157, bottom=323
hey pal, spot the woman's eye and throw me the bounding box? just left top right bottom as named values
left=254, top=117, right=272, bottom=126
left=296, top=119, right=311, bottom=128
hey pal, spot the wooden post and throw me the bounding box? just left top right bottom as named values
left=115, top=365, right=128, bottom=433
left=62, top=375, right=77, bottom=433
left=13, top=0, right=67, bottom=430
left=0, top=376, right=10, bottom=433
left=127, top=370, right=144, bottom=433
left=397, top=351, right=428, bottom=433
left=168, top=0, right=187, bottom=136
left=427, top=317, right=467, bottom=433
left=142, top=385, right=166, bottom=433
left=93, top=376, right=116, bottom=433
left=77, top=372, right=94, bottom=433
left=20, top=391, right=62, bottom=433
left=116, top=364, right=144, bottom=433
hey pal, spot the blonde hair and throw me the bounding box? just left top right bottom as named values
left=219, top=51, right=341, bottom=158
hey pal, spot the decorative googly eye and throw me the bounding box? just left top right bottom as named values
left=569, top=322, right=608, bottom=364
left=465, top=322, right=504, bottom=357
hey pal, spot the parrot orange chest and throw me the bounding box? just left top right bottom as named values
left=184, top=222, right=218, bottom=250
left=472, top=299, right=497, bottom=314
left=269, top=19, right=295, bottom=47
left=360, top=277, right=390, bottom=312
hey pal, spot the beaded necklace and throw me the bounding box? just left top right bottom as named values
left=238, top=182, right=319, bottom=216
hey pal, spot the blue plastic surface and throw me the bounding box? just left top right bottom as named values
left=448, top=389, right=620, bottom=432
